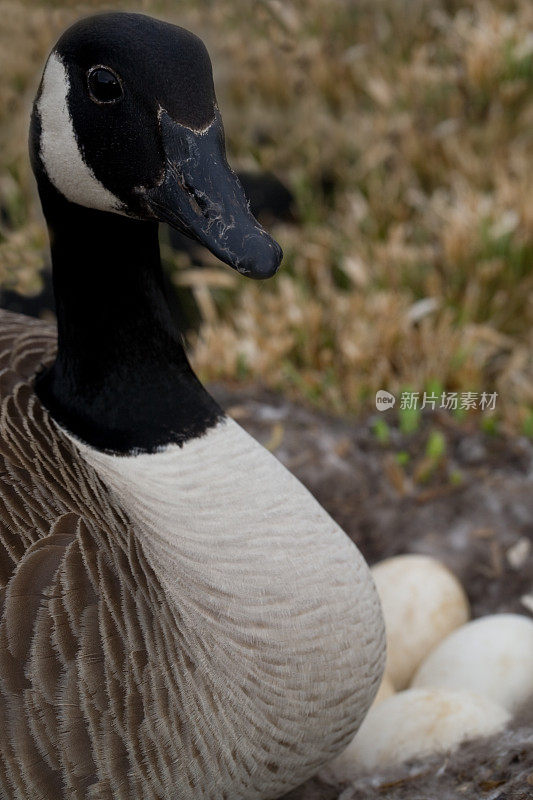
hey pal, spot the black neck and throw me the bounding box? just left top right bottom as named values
left=36, top=193, right=222, bottom=453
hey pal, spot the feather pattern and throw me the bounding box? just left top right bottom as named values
left=0, top=308, right=385, bottom=800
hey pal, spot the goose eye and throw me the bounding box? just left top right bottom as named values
left=87, top=67, right=123, bottom=104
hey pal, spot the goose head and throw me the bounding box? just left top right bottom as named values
left=29, top=11, right=282, bottom=279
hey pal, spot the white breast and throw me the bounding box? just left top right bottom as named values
left=68, top=417, right=385, bottom=797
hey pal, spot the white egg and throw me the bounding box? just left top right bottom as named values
left=412, top=613, right=533, bottom=713
left=321, top=688, right=510, bottom=780
left=371, top=555, right=469, bottom=689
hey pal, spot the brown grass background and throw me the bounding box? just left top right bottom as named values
left=1, top=0, right=532, bottom=433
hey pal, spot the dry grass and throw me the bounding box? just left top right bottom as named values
left=1, top=0, right=532, bottom=432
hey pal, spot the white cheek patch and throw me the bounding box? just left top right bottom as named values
left=37, top=52, right=124, bottom=213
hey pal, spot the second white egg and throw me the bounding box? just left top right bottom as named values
left=412, top=613, right=533, bottom=713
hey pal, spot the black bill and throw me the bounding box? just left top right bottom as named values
left=140, top=109, right=283, bottom=279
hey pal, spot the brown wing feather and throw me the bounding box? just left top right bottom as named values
left=0, top=310, right=186, bottom=800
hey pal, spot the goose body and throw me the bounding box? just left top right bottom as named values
left=0, top=12, right=385, bottom=800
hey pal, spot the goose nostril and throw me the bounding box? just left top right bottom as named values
left=187, top=192, right=203, bottom=217
left=181, top=183, right=208, bottom=218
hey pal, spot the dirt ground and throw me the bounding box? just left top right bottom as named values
left=210, top=384, right=533, bottom=800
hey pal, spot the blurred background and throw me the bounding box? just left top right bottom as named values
left=1, top=4, right=533, bottom=797
left=1, top=0, right=532, bottom=435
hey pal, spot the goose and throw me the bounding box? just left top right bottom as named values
left=0, top=12, right=385, bottom=800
